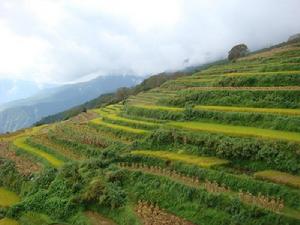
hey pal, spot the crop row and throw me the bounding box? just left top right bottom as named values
left=13, top=137, right=63, bottom=168
left=119, top=154, right=300, bottom=209
left=131, top=150, right=229, bottom=168
left=120, top=163, right=288, bottom=214
left=124, top=170, right=300, bottom=225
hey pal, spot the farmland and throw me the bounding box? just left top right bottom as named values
left=0, top=40, right=300, bottom=225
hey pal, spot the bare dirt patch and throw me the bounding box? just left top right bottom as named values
left=135, top=201, right=195, bottom=225
left=0, top=142, right=41, bottom=175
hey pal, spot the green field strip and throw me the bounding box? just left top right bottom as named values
left=131, top=150, right=229, bottom=168
left=186, top=86, right=300, bottom=91
left=191, top=71, right=300, bottom=79
left=31, top=136, right=84, bottom=160
left=175, top=78, right=216, bottom=83
left=13, top=137, right=63, bottom=167
left=90, top=118, right=149, bottom=135
left=127, top=99, right=157, bottom=106
left=169, top=121, right=300, bottom=142
left=103, top=114, right=160, bottom=128
left=255, top=170, right=300, bottom=189
left=0, top=187, right=20, bottom=207
left=224, top=71, right=300, bottom=77
left=131, top=104, right=183, bottom=112
left=195, top=105, right=300, bottom=116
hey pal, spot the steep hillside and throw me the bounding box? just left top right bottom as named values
left=1, top=40, right=300, bottom=225
left=35, top=61, right=225, bottom=126
left=0, top=75, right=139, bottom=134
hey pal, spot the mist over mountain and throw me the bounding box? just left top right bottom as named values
left=0, top=74, right=140, bottom=133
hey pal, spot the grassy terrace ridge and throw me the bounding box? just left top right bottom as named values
left=131, top=150, right=229, bottom=168
left=13, top=137, right=63, bottom=167
left=182, top=86, right=300, bottom=91
left=190, top=71, right=300, bottom=78
left=194, top=105, right=300, bottom=116
left=169, top=121, right=300, bottom=142
left=90, top=118, right=149, bottom=134
left=103, top=114, right=160, bottom=127
left=0, top=187, right=20, bottom=207
left=255, top=170, right=300, bottom=189
left=130, top=104, right=183, bottom=112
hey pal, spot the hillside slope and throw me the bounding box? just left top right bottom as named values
left=0, top=75, right=139, bottom=134
left=1, top=40, right=300, bottom=225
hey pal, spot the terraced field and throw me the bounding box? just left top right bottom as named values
left=13, top=137, right=64, bottom=167
left=169, top=121, right=300, bottom=142
left=1, top=41, right=300, bottom=224
left=194, top=105, right=300, bottom=116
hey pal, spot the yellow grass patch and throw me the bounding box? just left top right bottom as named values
left=13, top=137, right=63, bottom=167
left=132, top=104, right=183, bottom=112
left=103, top=114, right=159, bottom=127
left=169, top=121, right=300, bottom=143
left=0, top=218, right=19, bottom=225
left=0, top=187, right=20, bottom=207
left=254, top=170, right=300, bottom=189
left=131, top=150, right=229, bottom=168
left=195, top=105, right=300, bottom=116
left=90, top=119, right=149, bottom=134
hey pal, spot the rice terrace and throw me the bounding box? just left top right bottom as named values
left=1, top=1, right=300, bottom=225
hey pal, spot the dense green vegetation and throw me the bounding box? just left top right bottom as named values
left=1, top=40, right=300, bottom=224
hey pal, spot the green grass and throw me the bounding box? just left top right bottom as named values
left=14, top=137, right=63, bottom=167
left=0, top=187, right=20, bottom=207
left=131, top=150, right=229, bottom=168
left=18, top=212, right=54, bottom=225
left=254, top=170, right=300, bottom=189
left=195, top=105, right=300, bottom=116
left=169, top=121, right=300, bottom=142
left=90, top=118, right=149, bottom=134
left=0, top=218, right=19, bottom=225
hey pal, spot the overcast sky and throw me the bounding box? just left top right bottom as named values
left=0, top=0, right=299, bottom=84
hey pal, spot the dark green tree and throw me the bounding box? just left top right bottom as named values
left=228, top=44, right=249, bottom=61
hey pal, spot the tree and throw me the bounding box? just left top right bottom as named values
left=228, top=44, right=249, bottom=61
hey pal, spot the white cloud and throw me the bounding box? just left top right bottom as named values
left=0, top=0, right=299, bottom=84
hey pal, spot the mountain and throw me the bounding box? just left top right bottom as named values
left=0, top=74, right=140, bottom=133
left=36, top=60, right=226, bottom=125
left=0, top=79, right=54, bottom=105
left=1, top=40, right=300, bottom=225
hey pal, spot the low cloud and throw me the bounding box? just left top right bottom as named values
left=0, top=0, right=299, bottom=84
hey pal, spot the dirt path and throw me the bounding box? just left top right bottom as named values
left=85, top=211, right=116, bottom=225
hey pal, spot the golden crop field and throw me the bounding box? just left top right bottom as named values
left=131, top=150, right=229, bottom=168
left=13, top=137, right=63, bottom=167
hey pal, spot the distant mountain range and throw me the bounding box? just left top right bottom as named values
left=0, top=74, right=140, bottom=133
left=0, top=79, right=57, bottom=105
